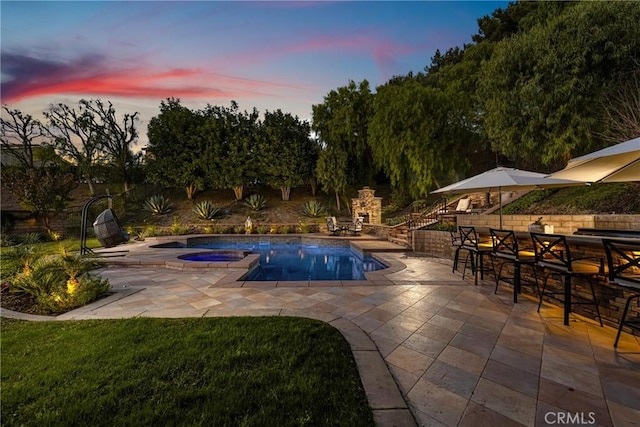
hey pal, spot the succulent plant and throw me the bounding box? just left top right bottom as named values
left=143, top=195, right=173, bottom=215
left=193, top=200, right=221, bottom=220
left=301, top=200, right=327, bottom=218
left=243, top=194, right=267, bottom=211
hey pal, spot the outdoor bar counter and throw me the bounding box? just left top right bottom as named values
left=471, top=228, right=640, bottom=333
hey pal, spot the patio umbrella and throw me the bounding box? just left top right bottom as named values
left=432, top=167, right=578, bottom=228
left=546, top=136, right=640, bottom=183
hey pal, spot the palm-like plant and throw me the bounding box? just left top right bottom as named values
left=193, top=201, right=221, bottom=220
left=143, top=195, right=173, bottom=215
left=243, top=194, right=267, bottom=211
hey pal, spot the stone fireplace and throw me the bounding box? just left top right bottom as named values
left=351, top=187, right=382, bottom=224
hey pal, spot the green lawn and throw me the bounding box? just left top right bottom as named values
left=1, top=317, right=373, bottom=427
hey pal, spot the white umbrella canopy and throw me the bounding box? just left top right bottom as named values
left=546, top=136, right=640, bottom=183
left=432, top=167, right=580, bottom=228
left=432, top=167, right=578, bottom=194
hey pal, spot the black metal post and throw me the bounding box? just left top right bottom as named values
left=80, top=195, right=112, bottom=255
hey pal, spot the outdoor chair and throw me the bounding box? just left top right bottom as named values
left=450, top=227, right=467, bottom=273
left=348, top=217, right=364, bottom=236
left=531, top=232, right=603, bottom=326
left=454, top=198, right=472, bottom=213
left=490, top=228, right=539, bottom=303
left=325, top=217, right=340, bottom=236
left=602, top=239, right=640, bottom=347
left=93, top=208, right=129, bottom=248
left=459, top=226, right=493, bottom=285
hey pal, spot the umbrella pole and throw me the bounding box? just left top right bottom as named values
left=499, top=187, right=503, bottom=229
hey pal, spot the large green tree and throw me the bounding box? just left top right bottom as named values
left=369, top=80, right=470, bottom=199
left=479, top=1, right=640, bottom=170
left=201, top=102, right=260, bottom=200
left=258, top=110, right=315, bottom=201
left=145, top=98, right=207, bottom=199
left=312, top=80, right=376, bottom=187
left=315, top=144, right=347, bottom=210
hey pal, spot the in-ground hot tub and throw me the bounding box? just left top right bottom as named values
left=177, top=250, right=248, bottom=262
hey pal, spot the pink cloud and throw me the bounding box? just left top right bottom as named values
left=1, top=52, right=311, bottom=105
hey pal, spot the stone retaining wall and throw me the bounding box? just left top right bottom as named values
left=457, top=214, right=640, bottom=234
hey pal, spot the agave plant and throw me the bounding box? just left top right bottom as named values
left=301, top=200, right=327, bottom=218
left=193, top=200, right=221, bottom=220
left=243, top=194, right=267, bottom=211
left=143, top=195, right=173, bottom=215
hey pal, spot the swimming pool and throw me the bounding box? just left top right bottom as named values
left=180, top=239, right=387, bottom=281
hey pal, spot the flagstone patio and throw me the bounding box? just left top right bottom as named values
left=5, top=245, right=639, bottom=426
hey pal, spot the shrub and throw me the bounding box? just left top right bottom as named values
left=143, top=195, right=173, bottom=215
left=1, top=234, right=15, bottom=247
left=297, top=222, right=311, bottom=233
left=7, top=247, right=108, bottom=314
left=256, top=225, right=269, bottom=234
left=233, top=225, right=245, bottom=234
left=193, top=201, right=221, bottom=220
left=47, top=230, right=62, bottom=241
left=171, top=217, right=192, bottom=236
left=1, top=244, right=41, bottom=283
left=301, top=200, right=327, bottom=218
left=19, top=232, right=42, bottom=245
left=144, top=225, right=161, bottom=237
left=243, top=194, right=267, bottom=211
left=427, top=223, right=458, bottom=232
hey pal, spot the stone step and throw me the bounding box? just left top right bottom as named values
left=388, top=236, right=410, bottom=248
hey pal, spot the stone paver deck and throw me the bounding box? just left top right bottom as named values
left=4, top=238, right=639, bottom=427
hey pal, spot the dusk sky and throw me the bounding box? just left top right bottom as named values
left=1, top=1, right=508, bottom=146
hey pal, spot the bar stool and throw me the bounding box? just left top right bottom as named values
left=490, top=228, right=539, bottom=303
left=460, top=226, right=493, bottom=285
left=450, top=227, right=465, bottom=273
left=602, top=239, right=640, bottom=347
left=531, top=232, right=603, bottom=326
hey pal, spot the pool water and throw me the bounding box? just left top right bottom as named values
left=191, top=243, right=386, bottom=281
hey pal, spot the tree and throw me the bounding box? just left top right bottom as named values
left=369, top=80, right=474, bottom=199
left=258, top=110, right=314, bottom=201
left=43, top=102, right=105, bottom=195
left=315, top=144, right=347, bottom=210
left=1, top=107, right=45, bottom=168
left=479, top=1, right=640, bottom=169
left=600, top=68, right=640, bottom=143
left=312, top=80, right=376, bottom=186
left=1, top=165, right=76, bottom=232
left=145, top=98, right=207, bottom=199
left=80, top=100, right=141, bottom=195
left=202, top=102, right=259, bottom=200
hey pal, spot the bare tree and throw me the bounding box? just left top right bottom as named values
left=601, top=68, right=640, bottom=143
left=43, top=102, right=105, bottom=195
left=81, top=100, right=141, bottom=194
left=0, top=106, right=44, bottom=168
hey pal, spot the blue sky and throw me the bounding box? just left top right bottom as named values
left=1, top=1, right=508, bottom=143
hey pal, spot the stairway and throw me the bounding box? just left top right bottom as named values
left=388, top=223, right=411, bottom=248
